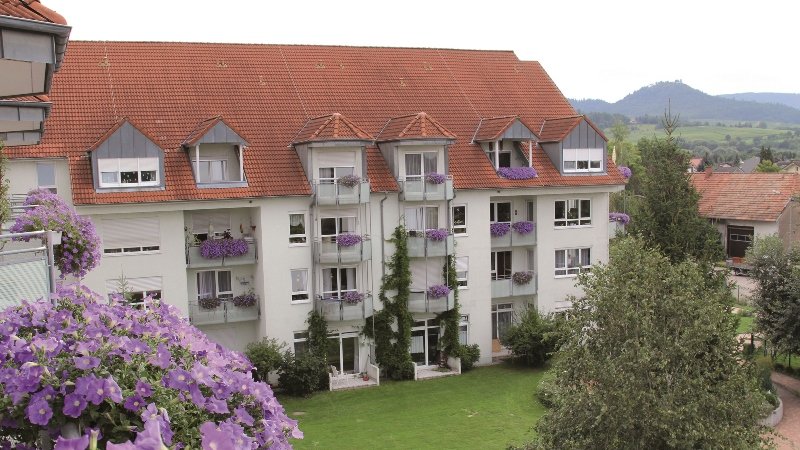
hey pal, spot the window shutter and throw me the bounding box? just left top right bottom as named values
left=456, top=256, right=469, bottom=272
left=139, top=157, right=159, bottom=171
left=191, top=211, right=231, bottom=234
left=103, top=217, right=160, bottom=249
left=318, top=151, right=355, bottom=168
left=106, top=276, right=162, bottom=294
left=118, top=158, right=139, bottom=172
left=98, top=159, right=118, bottom=172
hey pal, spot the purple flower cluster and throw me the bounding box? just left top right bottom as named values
left=425, top=172, right=446, bottom=185
left=609, top=212, right=631, bottom=225
left=341, top=291, right=364, bottom=305
left=336, top=233, right=362, bottom=247
left=618, top=165, right=632, bottom=179
left=337, top=174, right=361, bottom=188
left=10, top=189, right=102, bottom=278
left=198, top=297, right=221, bottom=310
left=427, top=284, right=451, bottom=299
left=231, top=293, right=257, bottom=308
left=512, top=271, right=534, bottom=285
left=497, top=166, right=537, bottom=180
left=490, top=222, right=511, bottom=237
left=425, top=228, right=449, bottom=241
left=511, top=221, right=535, bottom=235
left=0, top=284, right=301, bottom=448
left=198, top=238, right=249, bottom=259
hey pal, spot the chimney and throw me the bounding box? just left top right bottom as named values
left=704, top=167, right=713, bottom=178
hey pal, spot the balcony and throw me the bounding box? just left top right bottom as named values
left=189, top=300, right=260, bottom=326
left=316, top=293, right=374, bottom=322
left=490, top=223, right=537, bottom=248
left=407, top=233, right=454, bottom=258
left=491, top=276, right=537, bottom=298
left=186, top=240, right=258, bottom=269
left=408, top=289, right=455, bottom=314
left=401, top=177, right=454, bottom=201
left=315, top=237, right=372, bottom=264
left=315, top=180, right=370, bottom=205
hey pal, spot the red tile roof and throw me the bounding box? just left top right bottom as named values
left=7, top=42, right=624, bottom=205
left=377, top=112, right=456, bottom=142
left=182, top=116, right=248, bottom=147
left=0, top=0, right=66, bottom=24
left=690, top=172, right=800, bottom=222
left=366, top=147, right=399, bottom=192
left=538, top=115, right=607, bottom=143
left=292, top=113, right=373, bottom=144
left=471, top=116, right=527, bottom=142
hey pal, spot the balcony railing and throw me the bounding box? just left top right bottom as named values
left=186, top=240, right=258, bottom=268
left=490, top=224, right=537, bottom=248
left=491, top=276, right=537, bottom=298
left=400, top=177, right=454, bottom=201
left=315, top=180, right=370, bottom=205
left=408, top=289, right=455, bottom=314
left=315, top=293, right=374, bottom=322
left=407, top=233, right=454, bottom=258
left=315, top=237, right=372, bottom=264
left=189, top=300, right=260, bottom=326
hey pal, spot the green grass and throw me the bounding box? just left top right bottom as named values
left=625, top=124, right=787, bottom=144
left=736, top=315, right=754, bottom=334
left=278, top=364, right=547, bottom=450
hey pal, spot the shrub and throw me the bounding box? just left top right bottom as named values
left=457, top=344, right=480, bottom=371
left=501, top=308, right=562, bottom=367
left=536, top=371, right=560, bottom=409
left=245, top=338, right=286, bottom=382
left=279, top=351, right=328, bottom=396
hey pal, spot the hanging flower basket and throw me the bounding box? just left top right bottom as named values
left=425, top=228, right=449, bottom=241
left=341, top=291, right=365, bottom=305
left=336, top=233, right=363, bottom=247
left=511, top=221, right=534, bottom=234
left=512, top=271, right=534, bottom=285
left=338, top=174, right=361, bottom=188
left=490, top=222, right=511, bottom=237
left=425, top=173, right=446, bottom=185
left=618, top=166, right=632, bottom=179
left=427, top=284, right=451, bottom=299
left=199, top=238, right=249, bottom=259
left=198, top=297, right=222, bottom=310
left=498, top=167, right=537, bottom=180
left=609, top=212, right=631, bottom=225
left=232, top=293, right=257, bottom=308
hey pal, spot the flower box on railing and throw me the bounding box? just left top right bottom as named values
left=408, top=288, right=455, bottom=313
left=315, top=179, right=371, bottom=205
left=316, top=293, right=373, bottom=321
left=491, top=221, right=536, bottom=247
left=316, top=236, right=372, bottom=264
left=186, top=240, right=258, bottom=268
left=189, top=298, right=260, bottom=325
left=401, top=177, right=454, bottom=201
left=491, top=275, right=537, bottom=298
left=407, top=232, right=454, bottom=257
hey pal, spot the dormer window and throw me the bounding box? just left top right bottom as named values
left=89, top=119, right=165, bottom=192
left=405, top=152, right=438, bottom=181
left=98, top=157, right=160, bottom=187
left=182, top=117, right=249, bottom=188
left=485, top=141, right=511, bottom=168
left=563, top=148, right=604, bottom=173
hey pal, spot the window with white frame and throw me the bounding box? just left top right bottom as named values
left=490, top=202, right=512, bottom=224
left=320, top=216, right=357, bottom=242
left=452, top=205, right=467, bottom=235
left=554, top=199, right=591, bottom=227
left=563, top=148, right=603, bottom=173
left=490, top=251, right=512, bottom=280
left=492, top=303, right=513, bottom=340
left=319, top=167, right=354, bottom=183
left=293, top=332, right=309, bottom=354
left=485, top=140, right=511, bottom=168
left=289, top=213, right=307, bottom=244
left=105, top=276, right=162, bottom=310
left=290, top=269, right=309, bottom=302
left=196, top=270, right=232, bottom=300
left=36, top=162, right=57, bottom=193
left=321, top=267, right=357, bottom=300
left=554, top=248, right=591, bottom=276
left=102, top=217, right=160, bottom=254
left=98, top=157, right=159, bottom=187
left=196, top=159, right=228, bottom=182
left=459, top=315, right=469, bottom=345
left=404, top=206, right=438, bottom=233
left=456, top=256, right=469, bottom=288
left=404, top=152, right=438, bottom=181
left=526, top=200, right=535, bottom=221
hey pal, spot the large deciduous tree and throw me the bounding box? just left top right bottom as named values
left=532, top=237, right=770, bottom=450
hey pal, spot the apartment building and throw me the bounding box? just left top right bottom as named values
left=4, top=41, right=624, bottom=367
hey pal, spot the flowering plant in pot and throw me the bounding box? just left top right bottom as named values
left=497, top=166, right=537, bottom=180
left=425, top=228, right=449, bottom=241
left=608, top=212, right=631, bottom=225
left=337, top=174, right=361, bottom=188
left=512, top=271, right=534, bottom=285
left=336, top=233, right=362, bottom=247
left=341, top=291, right=364, bottom=305
left=232, top=292, right=257, bottom=308
left=427, top=284, right=451, bottom=299
left=490, top=222, right=511, bottom=237
left=199, top=238, right=249, bottom=259
left=511, top=221, right=535, bottom=235
left=198, top=296, right=222, bottom=310
left=425, top=172, right=446, bottom=185
left=618, top=165, right=632, bottom=179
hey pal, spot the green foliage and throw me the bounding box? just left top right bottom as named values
left=607, top=120, right=643, bottom=194
left=307, top=309, right=328, bottom=358
left=0, top=142, right=8, bottom=227
left=535, top=371, right=560, bottom=409
left=278, top=350, right=327, bottom=396
left=759, top=145, right=775, bottom=163
left=627, top=121, right=723, bottom=265
left=500, top=308, right=562, bottom=367
left=245, top=337, right=286, bottom=382
left=456, top=344, right=480, bottom=371
left=436, top=255, right=461, bottom=357
left=532, top=237, right=770, bottom=450
left=756, top=159, right=781, bottom=172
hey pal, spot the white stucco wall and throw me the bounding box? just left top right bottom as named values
left=6, top=158, right=72, bottom=203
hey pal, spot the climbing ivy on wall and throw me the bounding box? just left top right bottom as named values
left=435, top=254, right=460, bottom=357
left=307, top=309, right=328, bottom=358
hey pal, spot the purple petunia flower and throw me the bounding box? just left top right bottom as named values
left=199, top=238, right=249, bottom=259
left=104, top=376, right=123, bottom=403
left=26, top=399, right=52, bottom=426
left=73, top=356, right=100, bottom=370
left=62, top=392, right=87, bottom=418
left=497, top=166, right=537, bottom=180
left=427, top=284, right=451, bottom=299
left=609, top=212, right=631, bottom=225
left=53, top=434, right=89, bottom=450
left=164, top=369, right=191, bottom=391
left=425, top=228, right=449, bottom=241
left=337, top=174, right=361, bottom=188
left=425, top=172, right=446, bottom=184
left=490, top=222, right=511, bottom=237
left=123, top=395, right=145, bottom=412
left=205, top=396, right=229, bottom=414
left=340, top=291, right=364, bottom=305
left=135, top=379, right=154, bottom=398
left=148, top=343, right=171, bottom=370
left=200, top=422, right=234, bottom=450
left=618, top=165, right=632, bottom=179
left=335, top=233, right=362, bottom=247
left=511, top=221, right=535, bottom=235
left=235, top=406, right=254, bottom=426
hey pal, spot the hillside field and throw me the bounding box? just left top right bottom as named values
left=626, top=124, right=788, bottom=144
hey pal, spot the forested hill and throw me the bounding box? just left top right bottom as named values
left=718, top=92, right=800, bottom=110
left=570, top=82, right=800, bottom=123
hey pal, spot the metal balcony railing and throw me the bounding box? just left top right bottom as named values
left=407, top=233, right=454, bottom=258
left=185, top=240, right=258, bottom=268
left=491, top=275, right=537, bottom=298
left=400, top=177, right=454, bottom=201
left=315, top=237, right=372, bottom=264
left=315, top=292, right=373, bottom=322
left=408, top=289, right=455, bottom=313
left=314, top=180, right=370, bottom=206
left=188, top=299, right=260, bottom=326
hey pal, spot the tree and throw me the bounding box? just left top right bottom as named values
left=756, top=159, right=782, bottom=173
left=627, top=113, right=723, bottom=265
left=500, top=308, right=563, bottom=367
left=759, top=145, right=774, bottom=164
left=532, top=237, right=770, bottom=450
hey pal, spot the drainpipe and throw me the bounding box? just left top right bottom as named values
left=379, top=192, right=389, bottom=279
left=528, top=140, right=533, bottom=168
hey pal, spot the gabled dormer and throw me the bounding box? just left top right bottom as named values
left=182, top=116, right=249, bottom=188
left=0, top=95, right=50, bottom=146
left=472, top=116, right=538, bottom=174
left=291, top=113, right=373, bottom=205
left=89, top=118, right=165, bottom=191
left=376, top=112, right=456, bottom=201
left=538, top=115, right=607, bottom=175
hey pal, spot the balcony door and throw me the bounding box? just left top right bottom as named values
left=411, top=320, right=441, bottom=366
left=327, top=332, right=359, bottom=374
left=491, top=303, right=513, bottom=353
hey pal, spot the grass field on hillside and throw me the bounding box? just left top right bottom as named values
left=626, top=124, right=787, bottom=144
left=278, top=364, right=547, bottom=450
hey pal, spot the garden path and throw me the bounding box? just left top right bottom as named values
left=772, top=372, right=800, bottom=450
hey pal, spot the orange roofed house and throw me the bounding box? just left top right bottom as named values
left=690, top=171, right=800, bottom=260
left=3, top=40, right=625, bottom=379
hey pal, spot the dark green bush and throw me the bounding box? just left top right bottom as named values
left=245, top=337, right=286, bottom=382
left=501, top=308, right=563, bottom=367
left=536, top=371, right=560, bottom=409
left=278, top=350, right=327, bottom=396
left=754, top=355, right=774, bottom=393
left=457, top=344, right=480, bottom=371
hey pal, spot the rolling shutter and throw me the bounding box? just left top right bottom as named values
left=102, top=217, right=160, bottom=250
left=318, top=151, right=355, bottom=168
left=106, top=276, right=162, bottom=295
left=190, top=211, right=231, bottom=234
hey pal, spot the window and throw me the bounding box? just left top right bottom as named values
left=190, top=211, right=231, bottom=242
left=289, top=213, right=307, bottom=244
left=452, top=205, right=467, bottom=235
left=320, top=216, right=357, bottom=241
left=405, top=152, right=438, bottom=180
left=290, top=269, right=309, bottom=302
left=322, top=267, right=357, bottom=300
left=554, top=199, right=591, bottom=227
left=563, top=148, right=604, bottom=173
left=485, top=140, right=511, bottom=168
left=36, top=162, right=57, bottom=193
left=105, top=276, right=162, bottom=310
left=404, top=206, right=438, bottom=233
left=456, top=256, right=469, bottom=288
left=554, top=248, right=591, bottom=276
left=459, top=315, right=469, bottom=345
left=196, top=160, right=228, bottom=182
left=490, top=202, right=512, bottom=224
left=490, top=251, right=512, bottom=280
left=102, top=217, right=160, bottom=254
left=98, top=157, right=159, bottom=188
left=319, top=167, right=354, bottom=183
left=293, top=332, right=309, bottom=354
left=526, top=200, right=535, bottom=221
left=327, top=332, right=359, bottom=373
left=197, top=270, right=232, bottom=300
left=492, top=303, right=513, bottom=340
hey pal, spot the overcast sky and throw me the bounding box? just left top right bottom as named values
left=45, top=0, right=797, bottom=102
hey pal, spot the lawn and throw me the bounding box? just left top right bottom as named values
left=278, top=364, right=547, bottom=449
